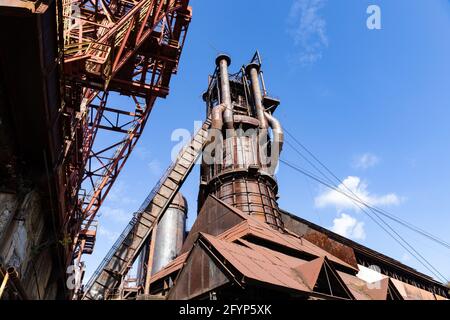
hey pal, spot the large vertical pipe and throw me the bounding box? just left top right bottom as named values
left=151, top=193, right=187, bottom=275
left=215, top=54, right=234, bottom=130
left=245, top=63, right=268, bottom=129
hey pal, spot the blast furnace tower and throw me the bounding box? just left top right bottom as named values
left=198, top=53, right=284, bottom=230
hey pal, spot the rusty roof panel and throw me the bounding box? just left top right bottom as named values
left=301, top=229, right=358, bottom=269
left=210, top=205, right=358, bottom=272
left=390, top=278, right=437, bottom=300
left=337, top=271, right=389, bottom=300
left=293, top=257, right=325, bottom=290
left=201, top=233, right=312, bottom=293
left=150, top=252, right=188, bottom=284
left=168, top=244, right=229, bottom=300
left=181, top=195, right=245, bottom=253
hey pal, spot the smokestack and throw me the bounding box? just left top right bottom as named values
left=245, top=63, right=268, bottom=129
left=215, top=54, right=234, bottom=130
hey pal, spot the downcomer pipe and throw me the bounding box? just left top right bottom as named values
left=264, top=111, right=284, bottom=154
left=264, top=111, right=284, bottom=173
left=215, top=54, right=234, bottom=130
left=246, top=63, right=268, bottom=129
left=211, top=103, right=226, bottom=130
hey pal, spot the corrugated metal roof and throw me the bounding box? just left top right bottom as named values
left=201, top=233, right=312, bottom=293
left=215, top=209, right=357, bottom=272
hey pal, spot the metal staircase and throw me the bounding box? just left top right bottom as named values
left=82, top=117, right=211, bottom=300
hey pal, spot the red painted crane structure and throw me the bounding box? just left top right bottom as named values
left=59, top=0, right=192, bottom=267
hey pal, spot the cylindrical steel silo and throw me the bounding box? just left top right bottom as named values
left=151, top=192, right=188, bottom=275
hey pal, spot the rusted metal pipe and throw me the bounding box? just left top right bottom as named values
left=7, top=267, right=28, bottom=300
left=211, top=103, right=226, bottom=130
left=215, top=54, right=234, bottom=130
left=264, top=111, right=283, bottom=175
left=264, top=111, right=284, bottom=154
left=246, top=63, right=268, bottom=129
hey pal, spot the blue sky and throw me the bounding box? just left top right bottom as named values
left=82, top=0, right=450, bottom=283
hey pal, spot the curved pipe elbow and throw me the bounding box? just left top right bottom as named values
left=264, top=112, right=284, bottom=154
left=211, top=104, right=226, bottom=130
left=223, top=107, right=234, bottom=130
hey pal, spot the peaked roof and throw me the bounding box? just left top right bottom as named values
left=212, top=196, right=357, bottom=272
left=337, top=271, right=390, bottom=300
left=199, top=232, right=355, bottom=299
left=150, top=195, right=446, bottom=300
left=293, top=257, right=325, bottom=290
left=200, top=233, right=311, bottom=293
left=281, top=209, right=447, bottom=288
left=390, top=278, right=439, bottom=300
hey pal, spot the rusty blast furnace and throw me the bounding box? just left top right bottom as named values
left=139, top=54, right=449, bottom=300
left=198, top=54, right=284, bottom=230
left=1, top=0, right=447, bottom=300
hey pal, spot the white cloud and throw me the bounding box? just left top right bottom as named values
left=148, top=159, right=162, bottom=176
left=287, top=0, right=328, bottom=65
left=134, top=146, right=163, bottom=176
left=353, top=153, right=380, bottom=169
left=331, top=213, right=366, bottom=240
left=99, top=206, right=131, bottom=223
left=97, top=226, right=119, bottom=242
left=134, top=146, right=151, bottom=160
left=107, top=181, right=137, bottom=206
left=315, top=176, right=402, bottom=211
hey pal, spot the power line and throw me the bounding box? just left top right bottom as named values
left=280, top=159, right=448, bottom=283
left=277, top=106, right=449, bottom=282
left=283, top=128, right=450, bottom=250
left=283, top=129, right=450, bottom=281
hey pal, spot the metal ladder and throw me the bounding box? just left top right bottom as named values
left=82, top=117, right=211, bottom=300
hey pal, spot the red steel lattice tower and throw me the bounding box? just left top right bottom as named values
left=59, top=0, right=192, bottom=267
